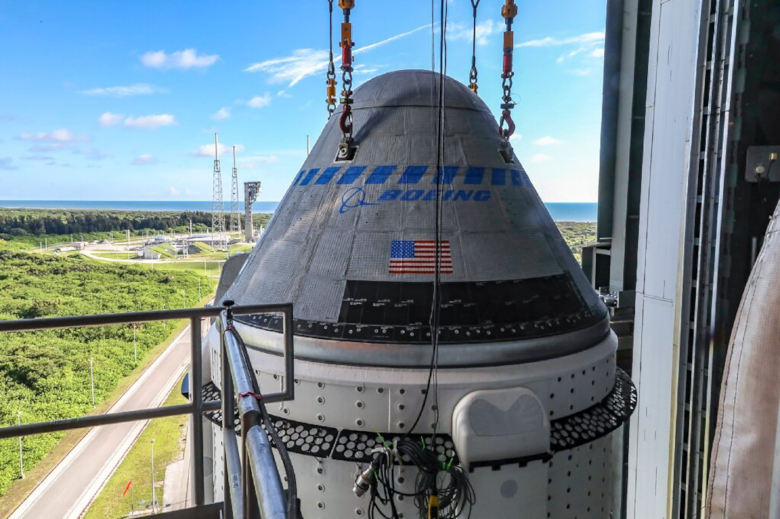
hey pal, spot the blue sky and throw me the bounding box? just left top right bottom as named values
left=0, top=0, right=607, bottom=203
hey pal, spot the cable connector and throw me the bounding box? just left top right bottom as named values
left=353, top=456, right=381, bottom=497
left=428, top=493, right=439, bottom=519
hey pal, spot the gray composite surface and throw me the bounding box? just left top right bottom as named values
left=226, top=70, right=606, bottom=364
left=13, top=331, right=191, bottom=519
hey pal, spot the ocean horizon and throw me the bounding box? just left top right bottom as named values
left=0, top=200, right=598, bottom=222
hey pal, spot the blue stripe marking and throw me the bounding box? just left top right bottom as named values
left=464, top=167, right=484, bottom=185
left=337, top=166, right=367, bottom=185
left=491, top=169, right=506, bottom=186
left=398, top=165, right=428, bottom=184
left=432, top=166, right=458, bottom=184
left=292, top=170, right=306, bottom=185
left=315, top=166, right=340, bottom=185
left=511, top=170, right=523, bottom=186
left=366, top=165, right=397, bottom=184
left=299, top=168, right=320, bottom=186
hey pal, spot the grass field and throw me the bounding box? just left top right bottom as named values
left=0, top=252, right=216, bottom=498
left=84, top=375, right=188, bottom=518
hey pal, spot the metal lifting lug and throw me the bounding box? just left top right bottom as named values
left=338, top=0, right=355, bottom=9
left=499, top=141, right=515, bottom=164
left=336, top=138, right=358, bottom=162
left=469, top=82, right=478, bottom=94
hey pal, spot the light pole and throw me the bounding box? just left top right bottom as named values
left=18, top=411, right=24, bottom=479
left=198, top=278, right=202, bottom=301
left=162, top=304, right=166, bottom=329
left=133, top=325, right=137, bottom=364
left=151, top=439, right=156, bottom=513
left=90, top=357, right=95, bottom=405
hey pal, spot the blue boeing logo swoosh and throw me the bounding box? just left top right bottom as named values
left=339, top=187, right=378, bottom=214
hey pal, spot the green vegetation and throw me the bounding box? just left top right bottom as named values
left=0, top=252, right=215, bottom=497
left=556, top=221, right=597, bottom=264
left=84, top=376, right=188, bottom=519
left=0, top=208, right=212, bottom=239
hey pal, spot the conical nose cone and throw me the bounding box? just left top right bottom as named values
left=228, top=70, right=607, bottom=365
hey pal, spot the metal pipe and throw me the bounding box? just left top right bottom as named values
left=224, top=430, right=243, bottom=519
left=190, top=316, right=205, bottom=506
left=220, top=318, right=237, bottom=519
left=0, top=401, right=220, bottom=439
left=0, top=303, right=292, bottom=332
left=224, top=327, right=263, bottom=416
left=246, top=425, right=287, bottom=519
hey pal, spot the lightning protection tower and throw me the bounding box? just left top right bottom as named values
left=230, top=146, right=241, bottom=235
left=211, top=133, right=226, bottom=251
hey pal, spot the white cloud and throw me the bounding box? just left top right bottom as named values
left=0, top=157, right=16, bottom=170
left=530, top=154, right=553, bottom=163
left=190, top=143, right=245, bottom=158
left=99, top=112, right=124, bottom=127
left=352, top=64, right=380, bottom=75
left=448, top=20, right=499, bottom=46
left=141, top=49, right=219, bottom=70
left=591, top=48, right=605, bottom=58
left=22, top=154, right=55, bottom=161
left=168, top=186, right=180, bottom=196
left=212, top=107, right=231, bottom=120
left=79, top=83, right=166, bottom=97
left=184, top=188, right=199, bottom=196
left=17, top=128, right=89, bottom=142
left=246, top=93, right=272, bottom=108
left=245, top=49, right=330, bottom=87
left=534, top=136, right=562, bottom=146
left=124, top=114, right=177, bottom=129
left=245, top=24, right=429, bottom=87
left=517, top=31, right=605, bottom=48
left=509, top=134, right=523, bottom=143
left=570, top=69, right=593, bottom=76
left=132, top=154, right=157, bottom=166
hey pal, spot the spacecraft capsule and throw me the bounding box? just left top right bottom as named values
left=205, top=70, right=636, bottom=518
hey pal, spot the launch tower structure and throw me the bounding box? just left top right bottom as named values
left=211, top=133, right=225, bottom=250
left=229, top=146, right=241, bottom=235
left=243, top=181, right=262, bottom=243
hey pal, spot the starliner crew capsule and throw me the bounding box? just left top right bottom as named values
left=198, top=69, right=636, bottom=518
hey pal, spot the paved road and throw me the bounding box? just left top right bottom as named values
left=10, top=326, right=195, bottom=519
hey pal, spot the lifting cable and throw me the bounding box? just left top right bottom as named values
left=338, top=0, right=356, bottom=143
left=468, top=0, right=480, bottom=95
left=498, top=0, right=518, bottom=154
left=326, top=0, right=337, bottom=116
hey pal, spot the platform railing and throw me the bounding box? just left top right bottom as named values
left=0, top=302, right=295, bottom=518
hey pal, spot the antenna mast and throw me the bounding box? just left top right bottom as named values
left=211, top=133, right=225, bottom=251
left=230, top=146, right=241, bottom=235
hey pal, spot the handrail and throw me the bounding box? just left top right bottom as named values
left=219, top=303, right=297, bottom=518
left=0, top=302, right=297, bottom=518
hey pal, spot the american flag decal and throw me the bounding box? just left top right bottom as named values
left=389, top=240, right=453, bottom=274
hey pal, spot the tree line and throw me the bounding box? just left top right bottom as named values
left=0, top=211, right=213, bottom=237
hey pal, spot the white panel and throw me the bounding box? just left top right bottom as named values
left=629, top=0, right=703, bottom=516
left=629, top=296, right=676, bottom=519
